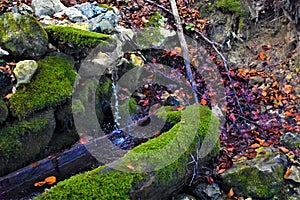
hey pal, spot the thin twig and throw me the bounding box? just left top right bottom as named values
left=169, top=0, right=199, bottom=104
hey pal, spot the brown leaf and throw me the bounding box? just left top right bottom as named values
left=227, top=188, right=235, bottom=199
left=284, top=168, right=293, bottom=179
left=278, top=146, right=289, bottom=153
left=262, top=44, right=271, bottom=51
left=44, top=176, right=56, bottom=185
left=34, top=181, right=46, bottom=187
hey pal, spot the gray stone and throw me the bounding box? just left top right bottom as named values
left=219, top=147, right=287, bottom=199
left=280, top=132, right=300, bottom=150
left=88, top=11, right=118, bottom=34
left=11, top=3, right=33, bottom=15
left=64, top=7, right=88, bottom=23
left=193, top=183, right=223, bottom=200
left=91, top=2, right=108, bottom=15
left=173, top=193, right=198, bottom=200
left=75, top=2, right=95, bottom=19
left=0, top=47, right=9, bottom=57
left=31, top=0, right=66, bottom=17
left=14, top=60, right=39, bottom=88
left=0, top=13, right=49, bottom=59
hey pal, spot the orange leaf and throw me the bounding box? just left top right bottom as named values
left=217, top=168, right=226, bottom=174
left=34, top=181, right=46, bottom=187
left=200, top=99, right=207, bottom=105
left=278, top=146, right=289, bottom=153
left=251, top=143, right=260, bottom=149
left=259, top=52, right=266, bottom=60
left=284, top=168, right=293, bottom=179
left=44, top=176, right=56, bottom=185
left=4, top=93, right=12, bottom=99
left=283, top=85, right=292, bottom=94
left=125, top=163, right=135, bottom=170
left=227, top=188, right=235, bottom=199
left=261, top=91, right=267, bottom=96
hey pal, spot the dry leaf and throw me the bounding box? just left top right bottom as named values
left=125, top=163, right=135, bottom=170
left=278, top=146, right=289, bottom=153
left=251, top=143, right=260, bottom=149
left=284, top=168, right=293, bottom=179
left=34, top=181, right=46, bottom=187
left=44, top=176, right=56, bottom=185
left=227, top=188, right=235, bottom=199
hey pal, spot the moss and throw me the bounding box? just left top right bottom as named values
left=97, top=4, right=114, bottom=11
left=37, top=105, right=220, bottom=199
left=71, top=99, right=85, bottom=114
left=37, top=165, right=145, bottom=200
left=145, top=12, right=165, bottom=27
left=0, top=115, right=48, bottom=163
left=9, top=54, right=77, bottom=118
left=215, top=0, right=246, bottom=16
left=44, top=25, right=111, bottom=48
left=0, top=99, right=8, bottom=124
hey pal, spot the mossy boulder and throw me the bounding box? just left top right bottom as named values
left=219, top=147, right=287, bottom=199
left=37, top=105, right=220, bottom=199
left=0, top=12, right=48, bottom=58
left=0, top=110, right=56, bottom=176
left=0, top=99, right=8, bottom=124
left=9, top=54, right=77, bottom=118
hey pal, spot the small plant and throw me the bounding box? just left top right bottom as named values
left=216, top=0, right=246, bottom=16
left=185, top=23, right=195, bottom=31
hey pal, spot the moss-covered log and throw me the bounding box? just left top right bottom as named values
left=37, top=105, right=220, bottom=200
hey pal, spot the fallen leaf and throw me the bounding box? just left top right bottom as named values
left=34, top=181, right=46, bottom=187
left=262, top=44, right=271, bottom=51
left=284, top=168, right=293, bottom=179
left=283, top=85, right=292, bottom=94
left=278, top=146, right=289, bottom=153
left=4, top=93, right=12, bottom=99
left=227, top=188, right=235, bottom=199
left=217, top=168, right=226, bottom=174
left=259, top=52, right=266, bottom=60
left=251, top=143, right=260, bottom=149
left=44, top=176, right=56, bottom=185
left=125, top=163, right=135, bottom=170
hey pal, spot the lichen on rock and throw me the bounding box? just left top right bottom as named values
left=14, top=60, right=38, bottom=88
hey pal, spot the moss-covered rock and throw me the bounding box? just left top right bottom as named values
left=0, top=110, right=55, bottom=176
left=9, top=54, right=77, bottom=118
left=0, top=12, right=48, bottom=58
left=36, top=105, right=220, bottom=199
left=44, top=25, right=111, bottom=48
left=215, top=0, right=247, bottom=16
left=220, top=147, right=287, bottom=199
left=0, top=99, right=8, bottom=124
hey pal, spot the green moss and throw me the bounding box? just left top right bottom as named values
left=37, top=105, right=220, bottom=199
left=0, top=115, right=48, bottom=162
left=44, top=25, right=111, bottom=48
left=0, top=99, right=8, bottom=124
left=9, top=54, right=77, bottom=118
left=215, top=0, right=246, bottom=16
left=37, top=165, right=145, bottom=200
left=97, top=4, right=114, bottom=10
left=145, top=12, right=165, bottom=27
left=71, top=99, right=85, bottom=114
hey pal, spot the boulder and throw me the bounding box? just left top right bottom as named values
left=63, top=7, right=88, bottom=23
left=193, top=183, right=223, bottom=200
left=31, top=0, right=66, bottom=17
left=219, top=147, right=287, bottom=199
left=0, top=109, right=56, bottom=176
left=88, top=10, right=118, bottom=34
left=280, top=132, right=300, bottom=150
left=0, top=13, right=48, bottom=59
left=14, top=60, right=38, bottom=88
left=9, top=54, right=77, bottom=118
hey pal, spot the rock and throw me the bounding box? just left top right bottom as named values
left=284, top=165, right=300, bottom=183
left=0, top=47, right=9, bottom=57
left=0, top=69, right=12, bottom=97
left=39, top=15, right=89, bottom=30
left=280, top=132, right=300, bottom=150
left=0, top=109, right=56, bottom=176
left=0, top=99, right=8, bottom=124
left=11, top=3, right=33, bottom=15
left=74, top=2, right=95, bottom=19
left=88, top=10, right=118, bottom=34
left=193, top=183, right=223, bottom=200
left=31, top=0, right=66, bottom=17
left=63, top=7, right=88, bottom=23
left=173, top=193, right=198, bottom=200
left=219, top=147, right=287, bottom=199
left=0, top=13, right=48, bottom=59
left=14, top=60, right=38, bottom=88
